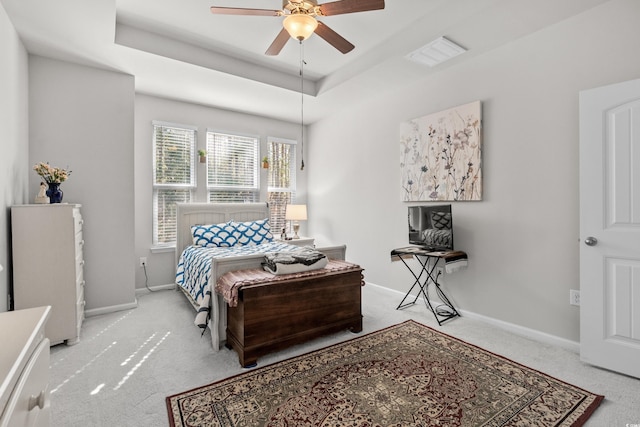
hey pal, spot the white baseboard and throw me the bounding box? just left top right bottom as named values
left=85, top=281, right=580, bottom=354
left=365, top=282, right=580, bottom=353
left=457, top=305, right=580, bottom=353
left=85, top=284, right=176, bottom=317
left=135, top=283, right=176, bottom=296
left=84, top=299, right=138, bottom=318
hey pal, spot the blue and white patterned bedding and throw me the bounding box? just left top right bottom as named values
left=176, top=241, right=301, bottom=310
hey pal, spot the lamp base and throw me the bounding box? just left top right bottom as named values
left=293, top=223, right=300, bottom=239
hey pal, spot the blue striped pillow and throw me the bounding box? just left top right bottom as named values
left=232, top=219, right=274, bottom=246
left=191, top=222, right=239, bottom=247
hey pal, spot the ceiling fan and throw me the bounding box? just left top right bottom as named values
left=210, top=0, right=385, bottom=56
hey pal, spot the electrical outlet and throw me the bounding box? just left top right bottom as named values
left=569, top=289, right=580, bottom=306
left=139, top=257, right=147, bottom=268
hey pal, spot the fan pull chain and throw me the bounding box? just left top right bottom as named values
left=299, top=40, right=305, bottom=171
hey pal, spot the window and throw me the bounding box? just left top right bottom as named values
left=267, top=137, right=297, bottom=233
left=206, top=131, right=259, bottom=203
left=151, top=124, right=294, bottom=246
left=152, top=121, right=196, bottom=245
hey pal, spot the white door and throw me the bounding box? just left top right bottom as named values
left=579, top=78, right=640, bottom=379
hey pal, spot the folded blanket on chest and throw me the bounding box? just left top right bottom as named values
left=262, top=247, right=328, bottom=275
left=217, top=259, right=364, bottom=307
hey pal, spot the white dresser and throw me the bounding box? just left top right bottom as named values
left=0, top=306, right=51, bottom=427
left=11, top=204, right=85, bottom=345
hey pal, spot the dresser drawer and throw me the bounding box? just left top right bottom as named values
left=77, top=298, right=85, bottom=325
left=76, top=268, right=85, bottom=295
left=75, top=253, right=84, bottom=279
left=75, top=260, right=84, bottom=300
left=73, top=209, right=83, bottom=234
left=74, top=230, right=84, bottom=253
left=76, top=293, right=85, bottom=336
left=64, top=290, right=85, bottom=346
left=0, top=338, right=50, bottom=427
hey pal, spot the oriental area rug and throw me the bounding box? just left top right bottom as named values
left=166, top=320, right=603, bottom=427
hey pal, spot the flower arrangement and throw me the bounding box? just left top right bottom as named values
left=33, top=162, right=72, bottom=184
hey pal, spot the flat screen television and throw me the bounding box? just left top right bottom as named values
left=408, top=204, right=454, bottom=251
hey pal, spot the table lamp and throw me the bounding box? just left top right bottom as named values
left=285, top=204, right=307, bottom=239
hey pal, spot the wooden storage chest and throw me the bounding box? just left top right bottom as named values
left=225, top=268, right=363, bottom=367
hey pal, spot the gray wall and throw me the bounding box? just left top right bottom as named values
left=0, top=4, right=29, bottom=312
left=134, top=94, right=307, bottom=289
left=307, top=0, right=640, bottom=343
left=28, top=56, right=136, bottom=314
left=4, top=0, right=637, bottom=346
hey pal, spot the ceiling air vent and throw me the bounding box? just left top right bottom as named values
left=406, top=36, right=466, bottom=67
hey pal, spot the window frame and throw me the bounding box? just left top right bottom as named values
left=150, top=121, right=300, bottom=247
left=206, top=129, right=260, bottom=203
left=151, top=120, right=197, bottom=247
left=267, top=136, right=298, bottom=234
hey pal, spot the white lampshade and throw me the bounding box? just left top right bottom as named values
left=285, top=204, right=308, bottom=221
left=283, top=14, right=318, bottom=41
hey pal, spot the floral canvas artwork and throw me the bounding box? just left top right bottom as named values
left=400, top=101, right=482, bottom=201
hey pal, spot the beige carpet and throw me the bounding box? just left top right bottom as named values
left=166, top=320, right=603, bottom=427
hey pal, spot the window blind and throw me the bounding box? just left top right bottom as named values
left=207, top=131, right=259, bottom=202
left=153, top=124, right=196, bottom=186
left=267, top=137, right=297, bottom=233
left=153, top=189, right=191, bottom=244
left=268, top=138, right=296, bottom=192
left=152, top=122, right=196, bottom=245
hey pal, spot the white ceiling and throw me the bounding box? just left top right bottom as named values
left=2, top=0, right=609, bottom=123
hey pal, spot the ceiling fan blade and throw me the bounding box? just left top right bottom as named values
left=318, top=0, right=384, bottom=16
left=210, top=6, right=281, bottom=17
left=265, top=28, right=290, bottom=56
left=314, top=21, right=355, bottom=54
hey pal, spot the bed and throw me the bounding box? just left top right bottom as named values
left=174, top=202, right=360, bottom=356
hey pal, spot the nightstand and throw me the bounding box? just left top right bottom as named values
left=276, top=237, right=315, bottom=247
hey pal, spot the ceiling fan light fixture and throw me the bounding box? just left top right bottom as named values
left=283, top=14, right=318, bottom=41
